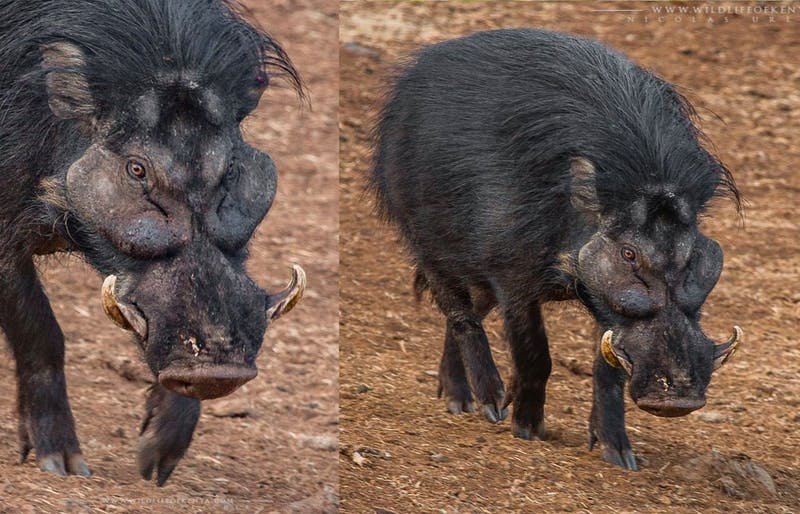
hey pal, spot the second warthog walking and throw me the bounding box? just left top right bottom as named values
left=369, top=29, right=742, bottom=470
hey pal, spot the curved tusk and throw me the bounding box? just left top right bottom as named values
left=102, top=275, right=131, bottom=331
left=266, top=264, right=306, bottom=322
left=713, top=325, right=742, bottom=371
left=101, top=275, right=148, bottom=338
left=600, top=330, right=632, bottom=375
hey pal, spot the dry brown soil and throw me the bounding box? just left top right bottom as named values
left=340, top=2, right=800, bottom=513
left=0, top=0, right=338, bottom=512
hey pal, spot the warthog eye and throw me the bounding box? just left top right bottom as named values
left=126, top=159, right=147, bottom=180
left=621, top=247, right=637, bottom=263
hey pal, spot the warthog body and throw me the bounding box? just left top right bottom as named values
left=370, top=29, right=741, bottom=469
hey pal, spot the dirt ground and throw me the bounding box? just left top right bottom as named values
left=0, top=1, right=338, bottom=512
left=339, top=2, right=800, bottom=513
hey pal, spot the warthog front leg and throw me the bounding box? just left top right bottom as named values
left=503, top=302, right=550, bottom=441
left=0, top=259, right=88, bottom=476
left=138, top=384, right=201, bottom=486
left=589, top=354, right=637, bottom=470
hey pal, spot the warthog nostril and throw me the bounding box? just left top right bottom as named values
left=181, top=335, right=205, bottom=357
left=159, top=365, right=257, bottom=400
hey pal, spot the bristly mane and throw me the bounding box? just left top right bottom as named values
left=491, top=32, right=741, bottom=217
left=0, top=0, right=302, bottom=172
left=370, top=30, right=741, bottom=228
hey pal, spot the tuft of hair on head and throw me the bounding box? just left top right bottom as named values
left=27, top=0, right=309, bottom=125
left=556, top=251, right=578, bottom=276
left=224, top=0, right=307, bottom=106
left=37, top=175, right=68, bottom=211
left=569, top=157, right=601, bottom=222
left=39, top=42, right=95, bottom=121
left=662, top=83, right=742, bottom=217
left=711, top=158, right=743, bottom=220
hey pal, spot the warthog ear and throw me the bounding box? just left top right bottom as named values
left=569, top=157, right=601, bottom=221
left=675, top=233, right=723, bottom=312
left=40, top=42, right=95, bottom=120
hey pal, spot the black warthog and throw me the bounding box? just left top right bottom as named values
left=370, top=29, right=742, bottom=470
left=0, top=0, right=305, bottom=485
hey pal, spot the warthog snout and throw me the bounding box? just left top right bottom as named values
left=158, top=364, right=258, bottom=400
